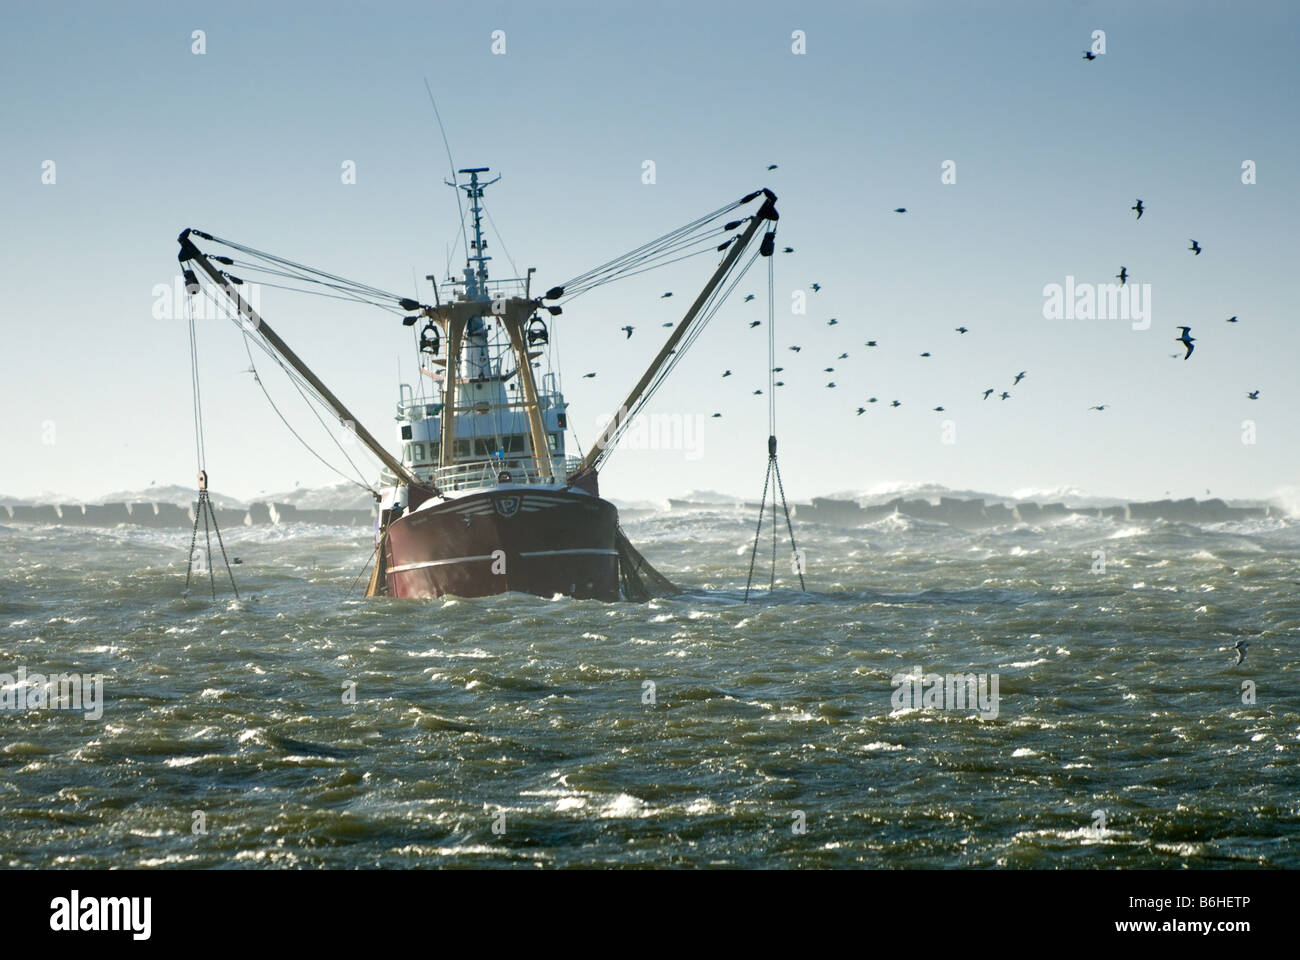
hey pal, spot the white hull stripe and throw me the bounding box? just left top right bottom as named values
left=389, top=555, right=497, bottom=573
left=518, top=549, right=618, bottom=558
left=389, top=548, right=616, bottom=574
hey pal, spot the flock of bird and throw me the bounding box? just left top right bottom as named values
left=584, top=162, right=1260, bottom=418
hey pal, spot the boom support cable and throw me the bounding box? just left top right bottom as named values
left=182, top=290, right=240, bottom=600
left=744, top=252, right=804, bottom=601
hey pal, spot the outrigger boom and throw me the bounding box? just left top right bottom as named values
left=177, top=228, right=429, bottom=495
left=575, top=188, right=779, bottom=476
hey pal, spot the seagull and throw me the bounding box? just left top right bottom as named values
left=983, top=388, right=994, bottom=400
left=1082, top=51, right=1096, bottom=60
left=721, top=370, right=731, bottom=378
left=1132, top=199, right=1144, bottom=219
left=620, top=325, right=634, bottom=339
left=583, top=372, right=597, bottom=378
left=955, top=326, right=968, bottom=334
left=811, top=283, right=821, bottom=292
left=1226, top=316, right=1238, bottom=323
left=1233, top=640, right=1248, bottom=665
left=749, top=320, right=761, bottom=328
left=1176, top=326, right=1196, bottom=359
left=1000, top=391, right=1011, bottom=400
left=1116, top=266, right=1128, bottom=285
left=1088, top=404, right=1107, bottom=411
left=744, top=294, right=755, bottom=302
left=1247, top=390, right=1259, bottom=399
left=890, top=400, right=901, bottom=407
left=661, top=291, right=673, bottom=298
left=893, top=208, right=907, bottom=213
left=1189, top=239, right=1201, bottom=255
left=1013, top=371, right=1027, bottom=385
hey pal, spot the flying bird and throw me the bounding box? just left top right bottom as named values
left=919, top=352, right=931, bottom=357
left=767, top=164, right=778, bottom=170
left=1176, top=326, right=1196, bottom=359
left=1247, top=390, right=1259, bottom=399
left=890, top=400, right=901, bottom=407
left=1088, top=404, right=1107, bottom=411
left=838, top=352, right=849, bottom=359
left=827, top=318, right=838, bottom=326
left=893, top=208, right=907, bottom=213
left=662, top=322, right=674, bottom=328
left=1000, top=391, right=1011, bottom=400
left=1132, top=199, right=1143, bottom=219
left=826, top=382, right=836, bottom=388
left=749, top=320, right=761, bottom=328
left=620, top=325, right=634, bottom=339
left=811, top=283, right=821, bottom=292
left=772, top=366, right=784, bottom=372
left=661, top=291, right=673, bottom=298
left=789, top=345, right=802, bottom=352
left=783, top=246, right=794, bottom=253
left=1116, top=266, right=1128, bottom=285
left=856, top=407, right=866, bottom=416
left=1233, top=640, right=1248, bottom=665
left=1189, top=240, right=1202, bottom=255
left=824, top=367, right=835, bottom=373
left=1225, top=315, right=1238, bottom=323
left=867, top=397, right=878, bottom=403
left=712, top=413, right=722, bottom=418
left=744, top=294, right=755, bottom=302
left=721, top=370, right=731, bottom=378
left=983, top=388, right=994, bottom=400
left=1082, top=51, right=1096, bottom=60
left=955, top=326, right=968, bottom=334
left=752, top=389, right=763, bottom=395
left=932, top=406, right=945, bottom=412
left=583, top=372, right=597, bottom=378
left=1013, top=371, right=1026, bottom=385
left=865, top=340, right=878, bottom=347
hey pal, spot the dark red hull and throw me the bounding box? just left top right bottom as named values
left=383, top=488, right=620, bottom=600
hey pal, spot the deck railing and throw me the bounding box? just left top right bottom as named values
left=429, top=455, right=581, bottom=492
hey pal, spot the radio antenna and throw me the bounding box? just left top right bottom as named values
left=423, top=78, right=468, bottom=262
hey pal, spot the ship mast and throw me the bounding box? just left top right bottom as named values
left=436, top=168, right=554, bottom=479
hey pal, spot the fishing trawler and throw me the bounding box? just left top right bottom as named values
left=176, top=171, right=780, bottom=600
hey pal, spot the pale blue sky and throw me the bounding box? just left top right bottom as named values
left=2, top=0, right=1297, bottom=504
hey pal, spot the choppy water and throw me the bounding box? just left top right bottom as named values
left=1, top=509, right=1297, bottom=868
